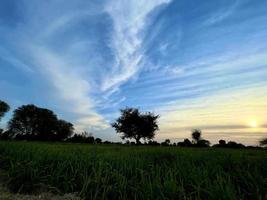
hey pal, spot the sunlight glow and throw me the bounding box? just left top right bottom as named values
left=249, top=120, right=258, bottom=128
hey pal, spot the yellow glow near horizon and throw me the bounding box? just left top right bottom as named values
left=249, top=120, right=258, bottom=128
left=157, top=87, right=267, bottom=145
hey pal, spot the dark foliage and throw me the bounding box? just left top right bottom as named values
left=192, top=129, right=201, bottom=143
left=55, top=119, right=74, bottom=141
left=219, top=139, right=226, bottom=145
left=95, top=138, right=102, bottom=144
left=66, top=132, right=95, bottom=143
left=111, top=108, right=159, bottom=144
left=177, top=139, right=192, bottom=147
left=148, top=140, right=160, bottom=146
left=7, top=104, right=73, bottom=141
left=161, top=139, right=171, bottom=146
left=227, top=141, right=245, bottom=148
left=196, top=139, right=210, bottom=147
left=260, top=138, right=267, bottom=147
left=213, top=140, right=246, bottom=148
left=0, top=100, right=10, bottom=121
left=0, top=130, right=11, bottom=140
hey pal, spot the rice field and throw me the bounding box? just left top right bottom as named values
left=0, top=141, right=266, bottom=200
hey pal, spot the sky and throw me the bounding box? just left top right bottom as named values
left=0, top=0, right=267, bottom=145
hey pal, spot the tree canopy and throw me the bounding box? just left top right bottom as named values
left=0, top=100, right=10, bottom=121
left=192, top=129, right=201, bottom=143
left=111, top=108, right=159, bottom=144
left=260, top=138, right=267, bottom=147
left=8, top=104, right=73, bottom=141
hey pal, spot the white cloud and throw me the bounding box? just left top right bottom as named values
left=0, top=0, right=173, bottom=133
left=101, top=0, right=171, bottom=92
left=27, top=45, right=109, bottom=130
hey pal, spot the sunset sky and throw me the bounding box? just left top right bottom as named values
left=0, top=0, right=267, bottom=145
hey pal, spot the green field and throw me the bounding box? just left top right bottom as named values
left=0, top=141, right=266, bottom=200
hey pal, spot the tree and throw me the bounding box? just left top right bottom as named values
left=8, top=104, right=73, bottom=141
left=219, top=139, right=226, bottom=146
left=148, top=140, right=160, bottom=146
left=0, top=131, right=10, bottom=140
left=177, top=139, right=192, bottom=147
left=259, top=138, right=267, bottom=147
left=8, top=104, right=58, bottom=140
left=196, top=139, right=210, bottom=147
left=213, top=140, right=227, bottom=148
left=192, top=129, right=201, bottom=143
left=111, top=108, right=159, bottom=144
left=227, top=141, right=245, bottom=148
left=66, top=132, right=94, bottom=143
left=95, top=138, right=102, bottom=144
left=161, top=139, right=171, bottom=146
left=55, top=120, right=74, bottom=141
left=0, top=100, right=10, bottom=121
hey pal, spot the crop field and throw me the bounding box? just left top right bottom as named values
left=0, top=141, right=266, bottom=200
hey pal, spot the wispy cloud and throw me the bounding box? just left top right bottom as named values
left=0, top=0, right=172, bottom=133
left=203, top=0, right=239, bottom=26
left=0, top=47, right=33, bottom=73
left=101, top=0, right=171, bottom=92
left=0, top=1, right=109, bottom=131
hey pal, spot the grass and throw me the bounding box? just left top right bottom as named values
left=0, top=141, right=266, bottom=200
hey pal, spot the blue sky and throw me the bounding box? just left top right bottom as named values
left=0, top=0, right=267, bottom=145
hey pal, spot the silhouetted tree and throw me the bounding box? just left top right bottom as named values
left=55, top=119, right=74, bottom=141
left=259, top=138, right=267, bottom=147
left=111, top=108, right=159, bottom=144
left=8, top=104, right=73, bottom=141
left=196, top=139, right=210, bottom=147
left=0, top=130, right=11, bottom=140
left=192, top=129, right=201, bottom=143
left=67, top=132, right=94, bottom=143
left=213, top=139, right=227, bottom=147
left=213, top=140, right=246, bottom=148
left=227, top=141, right=245, bottom=148
left=148, top=140, right=160, bottom=146
left=165, top=139, right=170, bottom=145
left=161, top=139, right=171, bottom=146
left=178, top=139, right=192, bottom=147
left=95, top=138, right=102, bottom=144
left=0, top=100, right=10, bottom=121
left=8, top=104, right=57, bottom=140
left=219, top=139, right=226, bottom=146
left=184, top=139, right=192, bottom=146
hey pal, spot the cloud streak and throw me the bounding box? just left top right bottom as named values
left=101, top=0, right=171, bottom=92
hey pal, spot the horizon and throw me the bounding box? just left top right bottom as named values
left=1, top=0, right=267, bottom=145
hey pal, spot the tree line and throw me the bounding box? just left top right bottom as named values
left=0, top=100, right=266, bottom=148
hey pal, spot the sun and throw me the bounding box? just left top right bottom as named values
left=249, top=120, right=258, bottom=128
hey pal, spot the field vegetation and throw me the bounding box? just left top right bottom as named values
left=0, top=141, right=266, bottom=200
